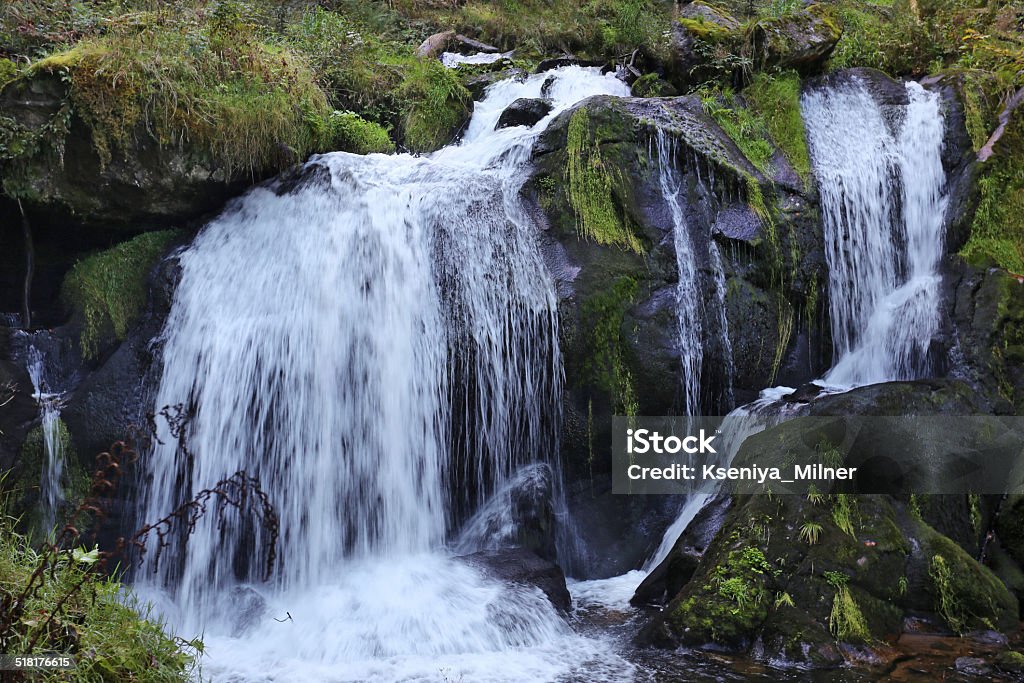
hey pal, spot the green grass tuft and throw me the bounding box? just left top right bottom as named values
left=62, top=230, right=180, bottom=359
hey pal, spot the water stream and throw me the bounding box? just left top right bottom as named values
left=137, top=66, right=636, bottom=682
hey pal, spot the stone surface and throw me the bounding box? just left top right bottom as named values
left=462, top=548, right=572, bottom=612
left=496, top=97, right=553, bottom=129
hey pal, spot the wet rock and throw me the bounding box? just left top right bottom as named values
left=228, top=585, right=267, bottom=637
left=666, top=2, right=744, bottom=91
left=496, top=98, right=553, bottom=129
left=955, top=656, right=992, bottom=676
left=462, top=548, right=572, bottom=612
left=783, top=382, right=825, bottom=403
left=631, top=495, right=731, bottom=607
left=527, top=93, right=825, bottom=576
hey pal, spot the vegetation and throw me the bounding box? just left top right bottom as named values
left=0, top=481, right=198, bottom=681
left=743, top=70, right=811, bottom=186
left=582, top=276, right=640, bottom=415
left=825, top=570, right=871, bottom=643
left=62, top=230, right=181, bottom=359
left=565, top=109, right=643, bottom=252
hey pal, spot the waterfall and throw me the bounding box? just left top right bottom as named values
left=632, top=76, right=949, bottom=587
left=654, top=130, right=704, bottom=415
left=138, top=66, right=634, bottom=681
left=26, top=345, right=66, bottom=533
left=802, top=79, right=947, bottom=387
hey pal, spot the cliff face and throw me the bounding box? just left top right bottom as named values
left=1, top=0, right=1023, bottom=675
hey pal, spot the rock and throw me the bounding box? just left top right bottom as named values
left=454, top=463, right=557, bottom=561
left=783, top=382, right=826, bottom=403
left=527, top=94, right=826, bottom=576
left=462, top=548, right=572, bottom=612
left=227, top=585, right=267, bottom=637
left=453, top=34, right=500, bottom=54
left=535, top=57, right=604, bottom=73
left=631, top=73, right=678, bottom=98
left=666, top=2, right=744, bottom=91
left=748, top=6, right=841, bottom=74
left=955, top=656, right=992, bottom=676
left=637, top=381, right=1019, bottom=662
left=0, top=332, right=39, bottom=473
left=496, top=98, right=553, bottom=129
left=0, top=74, right=257, bottom=232
left=631, top=495, right=731, bottom=607
left=416, top=30, right=457, bottom=59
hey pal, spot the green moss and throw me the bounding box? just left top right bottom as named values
left=581, top=276, right=641, bottom=415
left=325, top=110, right=395, bottom=155
left=827, top=0, right=936, bottom=75
left=924, top=530, right=1017, bottom=634
left=961, top=111, right=1024, bottom=274
left=699, top=87, right=774, bottom=176
left=670, top=544, right=774, bottom=644
left=631, top=73, right=678, bottom=98
left=565, top=109, right=643, bottom=253
left=62, top=230, right=181, bottom=359
left=744, top=71, right=811, bottom=187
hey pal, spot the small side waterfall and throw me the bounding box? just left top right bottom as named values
left=26, top=345, right=67, bottom=533
left=138, top=66, right=634, bottom=682
left=802, top=79, right=948, bottom=387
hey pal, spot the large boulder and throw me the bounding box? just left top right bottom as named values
left=525, top=92, right=827, bottom=576
left=462, top=547, right=573, bottom=612
left=636, top=381, right=1019, bottom=665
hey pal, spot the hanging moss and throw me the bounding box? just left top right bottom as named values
left=62, top=230, right=181, bottom=359
left=824, top=571, right=872, bottom=643
left=565, top=109, right=644, bottom=253
left=744, top=70, right=812, bottom=187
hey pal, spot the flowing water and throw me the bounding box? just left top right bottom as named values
left=802, top=79, right=947, bottom=387
left=25, top=344, right=67, bottom=533
left=138, top=66, right=636, bottom=682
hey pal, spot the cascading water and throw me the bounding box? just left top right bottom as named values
left=802, top=79, right=947, bottom=387
left=25, top=345, right=67, bottom=533
left=138, top=66, right=635, bottom=682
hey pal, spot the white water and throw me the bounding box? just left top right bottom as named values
left=139, top=66, right=633, bottom=682
left=26, top=345, right=66, bottom=533
left=654, top=130, right=705, bottom=416
left=802, top=80, right=947, bottom=387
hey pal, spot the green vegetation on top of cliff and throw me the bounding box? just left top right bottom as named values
left=62, top=229, right=181, bottom=359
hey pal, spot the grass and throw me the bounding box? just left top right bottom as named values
left=699, top=87, right=774, bottom=176
left=743, top=70, right=811, bottom=186
left=395, top=0, right=672, bottom=62
left=0, top=514, right=198, bottom=680
left=62, top=230, right=181, bottom=359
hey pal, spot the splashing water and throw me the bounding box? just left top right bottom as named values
left=138, top=66, right=635, bottom=682
left=802, top=79, right=947, bottom=387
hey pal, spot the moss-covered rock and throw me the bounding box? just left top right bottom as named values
left=748, top=5, right=841, bottom=75
left=62, top=230, right=183, bottom=360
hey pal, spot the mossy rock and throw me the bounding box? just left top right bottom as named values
left=62, top=230, right=183, bottom=360
left=7, top=418, right=88, bottom=533
left=748, top=5, right=841, bottom=75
